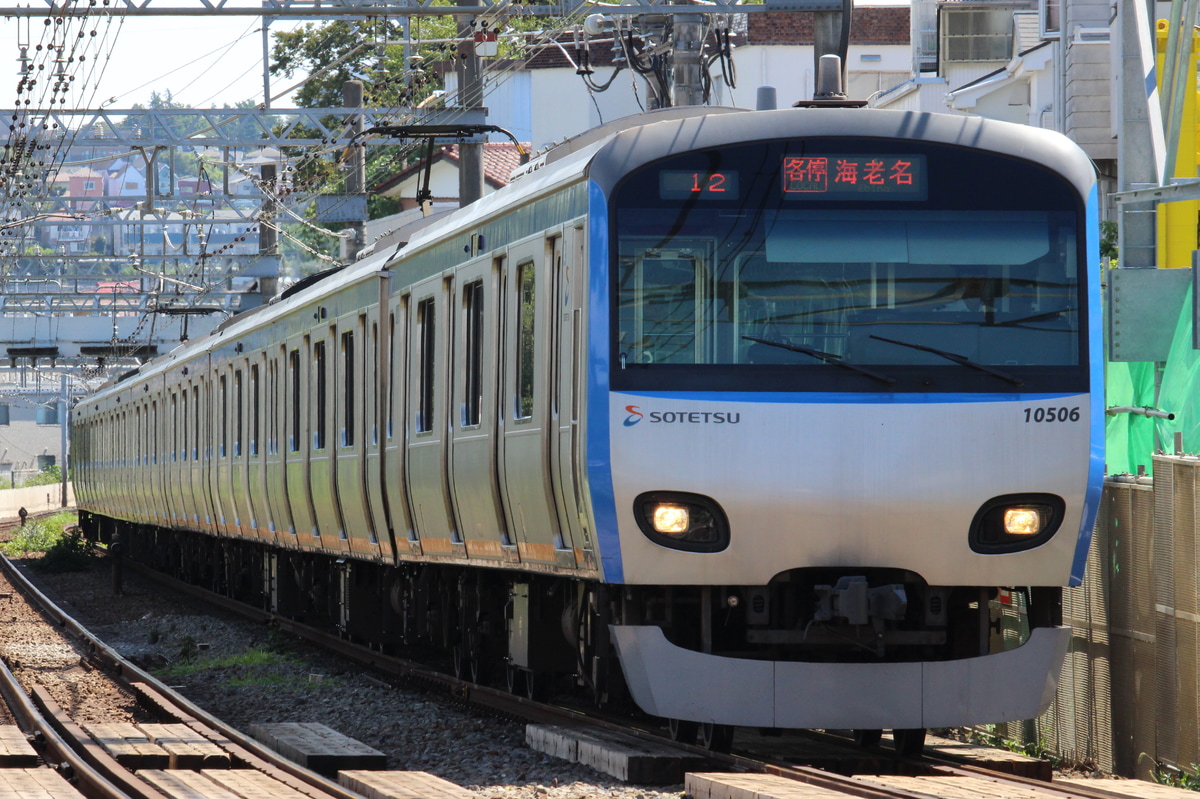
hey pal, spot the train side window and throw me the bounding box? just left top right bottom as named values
left=181, top=389, right=189, bottom=462
left=250, top=364, right=260, bottom=456
left=341, top=330, right=354, bottom=447
left=464, top=280, right=484, bottom=427
left=314, top=340, right=327, bottom=450
left=193, top=385, right=201, bottom=461
left=219, top=375, right=228, bottom=458
left=267, top=358, right=276, bottom=455
left=171, top=392, right=178, bottom=462
left=388, top=312, right=396, bottom=440
left=417, top=298, right=435, bottom=434
left=234, top=369, right=243, bottom=458
left=371, top=320, right=378, bottom=446
left=516, top=262, right=535, bottom=420
left=152, top=400, right=158, bottom=465
left=289, top=349, right=301, bottom=453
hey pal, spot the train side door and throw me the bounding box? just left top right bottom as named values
left=245, top=357, right=272, bottom=542
left=405, top=277, right=461, bottom=553
left=549, top=227, right=591, bottom=563
left=383, top=295, right=417, bottom=558
left=185, top=378, right=204, bottom=526
left=334, top=311, right=380, bottom=558
left=229, top=363, right=251, bottom=537
left=500, top=237, right=570, bottom=565
left=284, top=335, right=319, bottom=548
left=363, top=292, right=393, bottom=561
left=264, top=347, right=295, bottom=543
left=212, top=367, right=234, bottom=536
left=308, top=325, right=351, bottom=553
left=200, top=373, right=221, bottom=530
left=449, top=258, right=511, bottom=561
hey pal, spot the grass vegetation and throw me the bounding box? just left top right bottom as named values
left=0, top=512, right=93, bottom=572
left=152, top=631, right=327, bottom=690
left=1149, top=760, right=1200, bottom=791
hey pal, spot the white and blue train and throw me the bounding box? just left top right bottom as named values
left=72, top=106, right=1103, bottom=753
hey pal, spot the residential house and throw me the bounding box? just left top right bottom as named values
left=371, top=142, right=530, bottom=211
left=105, top=159, right=147, bottom=208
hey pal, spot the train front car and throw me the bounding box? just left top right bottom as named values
left=586, top=109, right=1102, bottom=743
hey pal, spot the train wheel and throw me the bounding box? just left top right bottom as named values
left=524, top=670, right=548, bottom=701
left=699, top=723, right=735, bottom=753
left=892, top=728, right=926, bottom=757
left=452, top=643, right=468, bottom=681
left=668, top=718, right=699, bottom=744
left=505, top=664, right=522, bottom=695
left=853, top=729, right=883, bottom=748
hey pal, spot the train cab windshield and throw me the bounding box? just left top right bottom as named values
left=610, top=138, right=1088, bottom=394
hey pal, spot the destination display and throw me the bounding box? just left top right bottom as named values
left=781, top=155, right=927, bottom=200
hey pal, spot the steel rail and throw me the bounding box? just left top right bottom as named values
left=113, top=555, right=1094, bottom=799
left=7, top=528, right=1162, bottom=799
left=0, top=554, right=364, bottom=799
left=0, top=646, right=135, bottom=799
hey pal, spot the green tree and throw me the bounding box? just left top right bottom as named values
left=270, top=17, right=457, bottom=110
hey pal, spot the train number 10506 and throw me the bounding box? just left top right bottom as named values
left=1024, top=406, right=1081, bottom=423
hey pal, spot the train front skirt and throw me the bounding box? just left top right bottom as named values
left=609, top=624, right=1069, bottom=729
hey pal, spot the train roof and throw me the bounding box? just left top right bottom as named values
left=580, top=106, right=1097, bottom=199
left=82, top=106, right=1095, bottom=403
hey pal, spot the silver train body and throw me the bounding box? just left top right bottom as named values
left=73, top=107, right=1103, bottom=734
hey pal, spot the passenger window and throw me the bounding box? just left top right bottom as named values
left=464, top=280, right=484, bottom=427
left=233, top=369, right=243, bottom=457
left=341, top=330, right=354, bottom=447
left=516, top=263, right=535, bottom=420
left=250, top=364, right=260, bottom=456
left=289, top=349, right=301, bottom=453
left=417, top=298, right=436, bottom=434
left=219, top=375, right=228, bottom=458
left=181, top=389, right=189, bottom=462
left=314, top=340, right=327, bottom=450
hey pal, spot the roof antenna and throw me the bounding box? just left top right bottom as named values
left=794, top=54, right=868, bottom=108
left=814, top=54, right=846, bottom=100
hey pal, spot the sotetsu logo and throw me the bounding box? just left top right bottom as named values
left=622, top=405, right=741, bottom=426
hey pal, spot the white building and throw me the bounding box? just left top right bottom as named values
left=873, top=0, right=1114, bottom=165
left=444, top=8, right=912, bottom=156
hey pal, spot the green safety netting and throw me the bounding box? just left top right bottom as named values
left=1107, top=282, right=1200, bottom=476
left=1105, top=359, right=1157, bottom=475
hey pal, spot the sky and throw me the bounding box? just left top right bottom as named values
left=0, top=0, right=906, bottom=114
left=0, top=15, right=307, bottom=112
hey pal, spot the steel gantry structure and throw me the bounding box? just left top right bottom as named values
left=0, top=0, right=845, bottom=395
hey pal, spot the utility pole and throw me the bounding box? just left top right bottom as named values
left=671, top=4, right=705, bottom=107
left=258, top=163, right=279, bottom=301
left=344, top=80, right=367, bottom=262
left=59, top=374, right=67, bottom=508
left=457, top=0, right=485, bottom=207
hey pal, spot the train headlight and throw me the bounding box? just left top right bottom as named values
left=651, top=504, right=690, bottom=534
left=634, top=492, right=730, bottom=553
left=1003, top=507, right=1043, bottom=536
left=969, top=493, right=1065, bottom=554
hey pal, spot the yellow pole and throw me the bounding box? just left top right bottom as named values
left=1156, top=19, right=1200, bottom=268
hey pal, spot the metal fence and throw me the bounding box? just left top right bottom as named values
left=993, top=457, right=1200, bottom=778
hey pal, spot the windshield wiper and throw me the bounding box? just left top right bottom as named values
left=742, top=335, right=896, bottom=385
left=868, top=334, right=1024, bottom=387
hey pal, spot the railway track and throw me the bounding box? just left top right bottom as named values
left=4, top=538, right=1190, bottom=799
left=0, top=545, right=399, bottom=799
